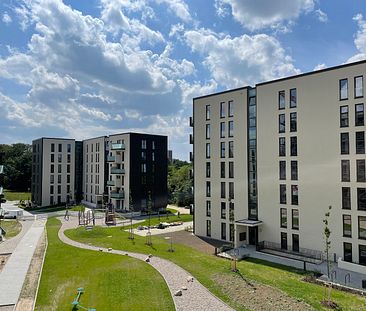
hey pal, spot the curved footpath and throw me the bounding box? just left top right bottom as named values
left=58, top=218, right=233, bottom=311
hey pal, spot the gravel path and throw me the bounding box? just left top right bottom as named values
left=58, top=218, right=234, bottom=311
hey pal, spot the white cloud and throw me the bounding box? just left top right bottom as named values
left=217, top=0, right=314, bottom=31
left=155, top=0, right=192, bottom=23
left=184, top=28, right=299, bottom=88
left=2, top=12, right=12, bottom=25
left=214, top=0, right=229, bottom=18
left=313, top=63, right=327, bottom=71
left=348, top=14, right=366, bottom=62
left=315, top=9, right=328, bottom=23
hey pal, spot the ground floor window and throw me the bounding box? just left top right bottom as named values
left=206, top=220, right=211, bottom=237
left=359, top=244, right=366, bottom=265
left=221, top=222, right=226, bottom=240
left=343, top=242, right=352, bottom=262
left=281, top=232, right=287, bottom=250
left=292, top=234, right=299, bottom=252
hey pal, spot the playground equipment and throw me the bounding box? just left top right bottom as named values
left=105, top=203, right=116, bottom=226
left=72, top=287, right=96, bottom=311
left=78, top=210, right=95, bottom=226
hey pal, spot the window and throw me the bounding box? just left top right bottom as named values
left=228, top=100, right=234, bottom=117
left=220, top=102, right=225, bottom=118
left=50, top=164, right=54, bottom=173
left=221, top=202, right=226, bottom=219
left=280, top=184, right=286, bottom=204
left=206, top=124, right=211, bottom=139
left=50, top=196, right=54, bottom=205
left=290, top=88, right=297, bottom=108
left=142, top=139, right=147, bottom=149
left=58, top=144, right=62, bottom=152
left=67, top=154, right=71, bottom=163
left=280, top=208, right=287, bottom=228
left=50, top=185, right=54, bottom=195
left=292, top=234, right=299, bottom=252
left=341, top=160, right=350, bottom=182
left=279, top=137, right=286, bottom=156
left=292, top=209, right=299, bottom=229
left=228, top=121, right=234, bottom=137
left=279, top=114, right=285, bottom=133
left=359, top=245, right=366, bottom=265
left=342, top=187, right=351, bottom=209
left=290, top=112, right=297, bottom=132
left=58, top=154, right=62, bottom=163
left=67, top=144, right=71, bottom=153
left=206, top=181, right=211, bottom=197
left=340, top=79, right=348, bottom=100
left=291, top=161, right=298, bottom=180
left=58, top=164, right=62, bottom=173
left=355, top=104, right=364, bottom=126
left=359, top=216, right=366, bottom=239
left=220, top=162, right=225, bottom=178
left=290, top=137, right=297, bottom=156
left=206, top=201, right=211, bottom=217
left=229, top=182, right=234, bottom=199
left=357, top=160, right=366, bottom=182
left=206, top=220, right=211, bottom=237
left=229, top=162, right=234, bottom=178
left=340, top=133, right=349, bottom=154
left=281, top=232, right=288, bottom=250
left=358, top=188, right=366, bottom=210
left=206, top=105, right=211, bottom=120
left=50, top=175, right=54, bottom=184
left=279, top=161, right=286, bottom=180
left=229, top=141, right=234, bottom=158
left=343, top=243, right=352, bottom=263
left=51, top=143, right=55, bottom=152
left=343, top=215, right=352, bottom=237
left=356, top=131, right=365, bottom=154
left=220, top=122, right=225, bottom=138
left=220, top=142, right=225, bottom=158
left=51, top=154, right=54, bottom=163
left=67, top=175, right=70, bottom=184
left=221, top=182, right=226, bottom=198
left=291, top=185, right=298, bottom=205
left=67, top=185, right=70, bottom=193
left=141, top=163, right=147, bottom=173
left=206, top=143, right=210, bottom=158
left=279, top=90, right=285, bottom=109
left=340, top=106, right=349, bottom=127
left=152, top=141, right=155, bottom=150
left=355, top=76, right=363, bottom=98
left=206, top=162, right=211, bottom=178
left=221, top=223, right=226, bottom=240
left=152, top=152, right=155, bottom=161
left=141, top=151, right=146, bottom=161
left=57, top=185, right=61, bottom=194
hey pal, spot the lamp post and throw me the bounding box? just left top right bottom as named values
left=145, top=191, right=152, bottom=246
left=165, top=236, right=174, bottom=252
left=128, top=190, right=134, bottom=240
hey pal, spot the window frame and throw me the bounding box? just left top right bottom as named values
left=354, top=76, right=364, bottom=99
left=291, top=185, right=298, bottom=205
left=292, top=209, right=299, bottom=230
left=357, top=188, right=366, bottom=211
left=358, top=216, right=366, bottom=240
left=341, top=159, right=350, bottom=182
left=280, top=208, right=287, bottom=228
left=279, top=160, right=286, bottom=180
left=220, top=102, right=225, bottom=118
left=340, top=132, right=349, bottom=155
left=340, top=105, right=349, bottom=127
left=278, top=90, right=285, bottom=110
left=279, top=137, right=286, bottom=156
left=280, top=184, right=286, bottom=204
left=343, top=214, right=352, bottom=237
left=291, top=160, right=298, bottom=181
left=342, top=187, right=351, bottom=210
left=355, top=103, right=364, bottom=126
left=339, top=78, right=348, bottom=100
left=279, top=114, right=285, bottom=133
left=290, top=88, right=297, bottom=108
left=356, top=131, right=365, bottom=154
left=357, top=159, right=366, bottom=182
left=290, top=137, right=297, bottom=156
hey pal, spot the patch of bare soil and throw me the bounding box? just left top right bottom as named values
left=15, top=231, right=47, bottom=311
left=0, top=255, right=10, bottom=273
left=212, top=272, right=314, bottom=311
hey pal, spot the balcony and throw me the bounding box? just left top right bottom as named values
left=111, top=167, right=125, bottom=174
left=111, top=143, right=125, bottom=150
left=110, top=191, right=125, bottom=199
left=107, top=156, right=116, bottom=162
left=189, top=134, right=194, bottom=144
left=189, top=152, right=193, bottom=162
left=106, top=180, right=115, bottom=186
left=189, top=116, right=194, bottom=127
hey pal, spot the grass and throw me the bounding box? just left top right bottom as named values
left=3, top=189, right=31, bottom=201
left=27, top=205, right=86, bottom=213
left=35, top=218, right=174, bottom=311
left=0, top=220, right=22, bottom=238
left=135, top=213, right=192, bottom=228
left=65, top=222, right=366, bottom=311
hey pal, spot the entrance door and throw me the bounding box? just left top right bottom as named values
left=249, top=227, right=258, bottom=245
left=281, top=232, right=288, bottom=250
left=292, top=234, right=299, bottom=252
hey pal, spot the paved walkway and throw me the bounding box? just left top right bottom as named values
left=0, top=219, right=46, bottom=307
left=0, top=220, right=34, bottom=255
left=133, top=221, right=193, bottom=236
left=59, top=218, right=233, bottom=311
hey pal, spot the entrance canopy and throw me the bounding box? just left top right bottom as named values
left=235, top=219, right=263, bottom=227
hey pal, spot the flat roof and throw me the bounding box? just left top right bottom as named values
left=193, top=86, right=249, bottom=101
left=235, top=219, right=263, bottom=227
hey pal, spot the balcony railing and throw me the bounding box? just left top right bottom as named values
left=189, top=134, right=194, bottom=144
left=106, top=180, right=115, bottom=186
left=189, top=116, right=193, bottom=127
left=110, top=167, right=125, bottom=174
left=107, top=156, right=116, bottom=162
left=110, top=191, right=125, bottom=199
left=111, top=143, right=125, bottom=150
left=257, top=241, right=323, bottom=262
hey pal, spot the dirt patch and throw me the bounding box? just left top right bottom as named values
left=212, top=272, right=314, bottom=311
left=15, top=231, right=47, bottom=311
left=0, top=255, right=10, bottom=273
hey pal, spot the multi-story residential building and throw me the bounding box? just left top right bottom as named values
left=32, top=138, right=77, bottom=206
left=32, top=133, right=168, bottom=212
left=191, top=60, right=366, bottom=271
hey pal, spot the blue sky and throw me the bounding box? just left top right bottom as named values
left=0, top=0, right=365, bottom=160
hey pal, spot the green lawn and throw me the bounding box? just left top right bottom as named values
left=35, top=218, right=174, bottom=311
left=3, top=189, right=30, bottom=201
left=135, top=213, right=192, bottom=228
left=66, top=223, right=366, bottom=311
left=0, top=220, right=22, bottom=238
left=26, top=204, right=85, bottom=213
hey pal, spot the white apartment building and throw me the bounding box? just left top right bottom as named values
left=192, top=60, right=366, bottom=271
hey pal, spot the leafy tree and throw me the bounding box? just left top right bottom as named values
left=168, top=159, right=193, bottom=206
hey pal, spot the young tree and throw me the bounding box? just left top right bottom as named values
left=323, top=205, right=332, bottom=306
